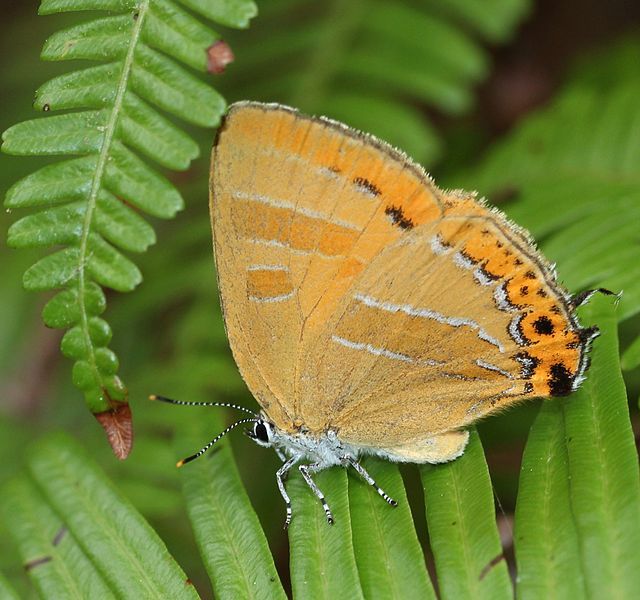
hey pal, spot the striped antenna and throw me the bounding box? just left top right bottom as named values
left=176, top=418, right=258, bottom=467
left=149, top=394, right=257, bottom=417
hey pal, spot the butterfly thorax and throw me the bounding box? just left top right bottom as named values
left=267, top=421, right=361, bottom=467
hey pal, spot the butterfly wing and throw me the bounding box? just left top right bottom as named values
left=211, top=102, right=443, bottom=431
left=298, top=199, right=595, bottom=454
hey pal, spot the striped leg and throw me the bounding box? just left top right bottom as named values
left=299, top=463, right=334, bottom=525
left=277, top=456, right=299, bottom=529
left=342, top=455, right=398, bottom=507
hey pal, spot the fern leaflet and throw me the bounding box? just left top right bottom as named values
left=2, top=0, right=256, bottom=452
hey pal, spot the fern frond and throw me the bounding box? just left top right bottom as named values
left=1, top=433, right=200, bottom=598
left=2, top=0, right=256, bottom=446
left=219, top=0, right=530, bottom=165
left=421, top=430, right=511, bottom=599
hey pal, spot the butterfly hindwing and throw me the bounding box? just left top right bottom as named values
left=299, top=209, right=590, bottom=451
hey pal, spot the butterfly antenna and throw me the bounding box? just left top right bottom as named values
left=149, top=394, right=258, bottom=417
left=176, top=417, right=257, bottom=467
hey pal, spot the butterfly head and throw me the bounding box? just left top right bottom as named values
left=245, top=418, right=275, bottom=448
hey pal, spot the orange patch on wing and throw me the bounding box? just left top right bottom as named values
left=230, top=105, right=442, bottom=231
left=232, top=199, right=358, bottom=257
left=247, top=269, right=293, bottom=301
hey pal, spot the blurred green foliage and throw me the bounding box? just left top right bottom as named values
left=1, top=1, right=639, bottom=599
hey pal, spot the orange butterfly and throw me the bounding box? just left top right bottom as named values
left=153, top=102, right=602, bottom=528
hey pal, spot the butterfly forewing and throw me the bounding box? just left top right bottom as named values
left=212, top=102, right=442, bottom=431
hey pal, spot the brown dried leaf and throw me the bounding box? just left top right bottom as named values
left=207, top=40, right=234, bottom=74
left=95, top=401, right=133, bottom=460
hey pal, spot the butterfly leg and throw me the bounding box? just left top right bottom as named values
left=277, top=456, right=299, bottom=530
left=299, top=463, right=334, bottom=525
left=341, top=455, right=398, bottom=507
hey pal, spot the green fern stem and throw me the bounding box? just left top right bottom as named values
left=75, top=4, right=148, bottom=412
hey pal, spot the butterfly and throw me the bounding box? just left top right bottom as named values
left=152, top=101, right=603, bottom=528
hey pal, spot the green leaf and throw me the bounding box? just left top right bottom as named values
left=621, top=333, right=640, bottom=371
left=23, top=248, right=80, bottom=291
left=327, top=92, right=442, bottom=167
left=288, top=469, right=364, bottom=599
left=35, top=64, right=120, bottom=112
left=514, top=295, right=640, bottom=599
left=340, top=49, right=471, bottom=114
left=5, top=157, right=96, bottom=209
left=178, top=0, right=258, bottom=29
left=106, top=142, right=184, bottom=219
left=132, top=45, right=225, bottom=127
left=41, top=16, right=133, bottom=62
left=349, top=458, right=435, bottom=599
left=39, top=0, right=137, bottom=15
left=146, top=0, right=221, bottom=71
left=1, top=476, right=116, bottom=599
left=42, top=283, right=106, bottom=329
left=95, top=190, right=156, bottom=253
left=61, top=318, right=112, bottom=360
left=2, top=111, right=108, bottom=156
left=175, top=416, right=286, bottom=600
left=421, top=430, right=512, bottom=600
left=367, top=3, right=486, bottom=81
left=512, top=403, right=584, bottom=598
left=86, top=233, right=142, bottom=292
left=2, top=0, right=249, bottom=426
left=421, top=0, right=532, bottom=42
left=0, top=571, right=20, bottom=600
left=119, top=94, right=200, bottom=170
left=1, top=433, right=199, bottom=599
left=8, top=203, right=85, bottom=248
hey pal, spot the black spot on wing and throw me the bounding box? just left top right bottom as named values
left=353, top=176, right=381, bottom=196
left=533, top=315, right=555, bottom=335
left=385, top=205, right=415, bottom=230
left=548, top=363, right=574, bottom=396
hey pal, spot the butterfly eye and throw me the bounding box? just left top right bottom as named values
left=254, top=421, right=270, bottom=443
